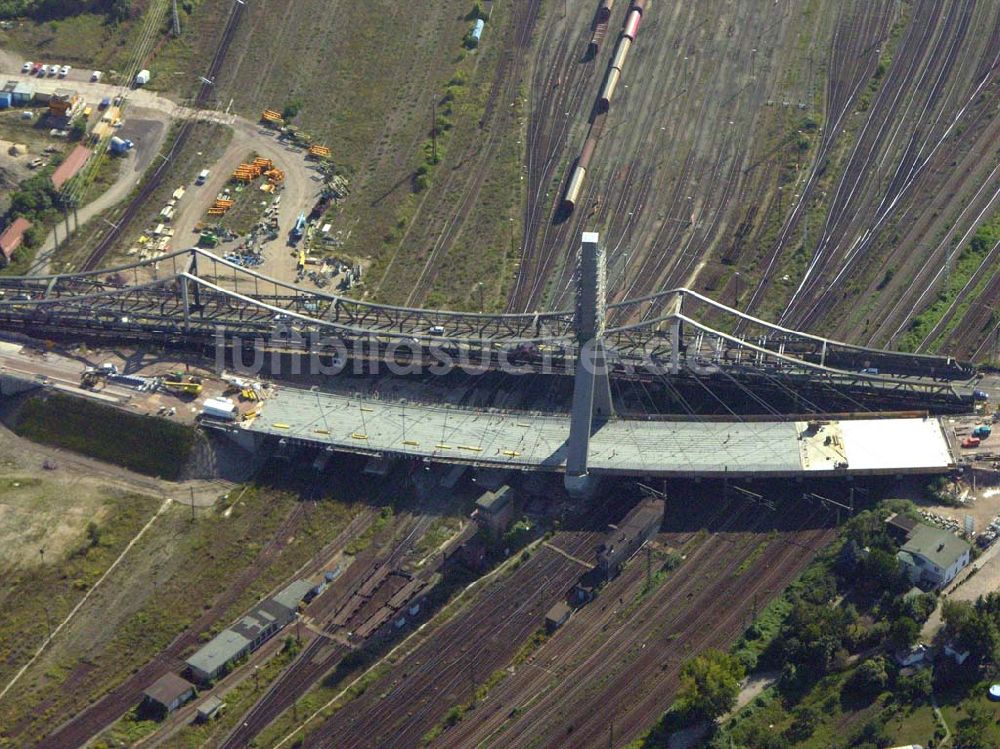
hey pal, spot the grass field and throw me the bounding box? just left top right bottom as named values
left=0, top=483, right=360, bottom=746
left=13, top=394, right=197, bottom=480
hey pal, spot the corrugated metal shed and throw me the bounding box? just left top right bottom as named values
left=185, top=629, right=250, bottom=680
left=0, top=217, right=32, bottom=262
left=272, top=579, right=314, bottom=613
left=51, top=144, right=92, bottom=190
left=11, top=81, right=35, bottom=103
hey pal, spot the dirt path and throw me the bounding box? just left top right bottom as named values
left=0, top=62, right=320, bottom=280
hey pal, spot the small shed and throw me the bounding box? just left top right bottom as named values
left=545, top=601, right=572, bottom=633
left=142, top=672, right=195, bottom=714
left=196, top=695, right=225, bottom=722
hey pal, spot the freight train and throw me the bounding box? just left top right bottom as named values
left=563, top=0, right=650, bottom=214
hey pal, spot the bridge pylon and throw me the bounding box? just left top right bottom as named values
left=565, top=231, right=615, bottom=496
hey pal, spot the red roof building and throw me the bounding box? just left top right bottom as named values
left=51, top=144, right=92, bottom=190
left=0, top=217, right=32, bottom=264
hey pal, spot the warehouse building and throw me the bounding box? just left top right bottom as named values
left=185, top=579, right=312, bottom=682
left=142, top=672, right=195, bottom=715
left=897, top=524, right=972, bottom=589
left=597, top=498, right=665, bottom=579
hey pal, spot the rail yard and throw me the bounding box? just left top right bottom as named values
left=1, top=1, right=1000, bottom=748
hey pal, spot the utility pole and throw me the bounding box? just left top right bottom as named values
left=645, top=545, right=652, bottom=591
left=431, top=99, right=438, bottom=164
left=189, top=486, right=196, bottom=523
left=804, top=491, right=854, bottom=525
left=478, top=282, right=485, bottom=313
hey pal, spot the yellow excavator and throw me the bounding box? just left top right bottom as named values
left=161, top=372, right=203, bottom=397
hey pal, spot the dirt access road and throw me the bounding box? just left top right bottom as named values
left=0, top=53, right=320, bottom=280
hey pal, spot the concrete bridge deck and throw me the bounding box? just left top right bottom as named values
left=239, top=387, right=955, bottom=478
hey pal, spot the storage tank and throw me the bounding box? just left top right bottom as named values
left=631, top=0, right=649, bottom=14
left=612, top=37, right=632, bottom=71
left=598, top=67, right=621, bottom=112
left=623, top=9, right=642, bottom=40
left=597, top=0, right=614, bottom=22
left=109, top=136, right=128, bottom=154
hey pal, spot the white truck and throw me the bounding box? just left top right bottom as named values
left=134, top=69, right=150, bottom=86
left=200, top=397, right=237, bottom=422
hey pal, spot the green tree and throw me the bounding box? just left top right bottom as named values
left=784, top=704, right=819, bottom=742
left=86, top=520, right=101, bottom=547
left=896, top=668, right=932, bottom=703
left=954, top=702, right=992, bottom=749
left=676, top=649, right=745, bottom=721
left=887, top=616, right=921, bottom=650
left=847, top=657, right=889, bottom=699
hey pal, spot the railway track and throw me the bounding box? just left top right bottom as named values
left=439, top=499, right=833, bottom=748
left=78, top=0, right=246, bottom=272
left=784, top=0, right=974, bottom=329
left=403, top=0, right=542, bottom=306
left=217, top=511, right=436, bottom=748
left=297, top=532, right=601, bottom=748
left=30, top=502, right=306, bottom=749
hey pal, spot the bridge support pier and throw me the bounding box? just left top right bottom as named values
left=565, top=231, right=615, bottom=497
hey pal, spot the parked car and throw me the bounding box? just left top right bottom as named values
left=31, top=62, right=43, bottom=75
left=21, top=61, right=32, bottom=73
left=46, top=64, right=59, bottom=77
left=99, top=97, right=110, bottom=109
left=90, top=70, right=102, bottom=82
left=59, top=65, right=71, bottom=77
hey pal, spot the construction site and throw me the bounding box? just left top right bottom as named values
left=1, top=0, right=1000, bottom=748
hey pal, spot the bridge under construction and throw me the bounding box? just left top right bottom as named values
left=0, top=232, right=983, bottom=490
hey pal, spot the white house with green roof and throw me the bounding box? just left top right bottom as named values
left=897, top=524, right=971, bottom=589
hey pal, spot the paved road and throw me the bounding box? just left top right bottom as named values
left=0, top=57, right=321, bottom=280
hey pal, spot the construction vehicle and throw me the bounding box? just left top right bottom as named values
left=161, top=372, right=203, bottom=397
left=308, top=144, right=331, bottom=160
left=962, top=436, right=981, bottom=449
left=80, top=369, right=107, bottom=389
left=198, top=231, right=219, bottom=248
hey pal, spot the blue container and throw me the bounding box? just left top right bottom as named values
left=0, top=92, right=10, bottom=109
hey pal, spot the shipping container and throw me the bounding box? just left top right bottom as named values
left=201, top=397, right=237, bottom=421
left=0, top=92, right=10, bottom=109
